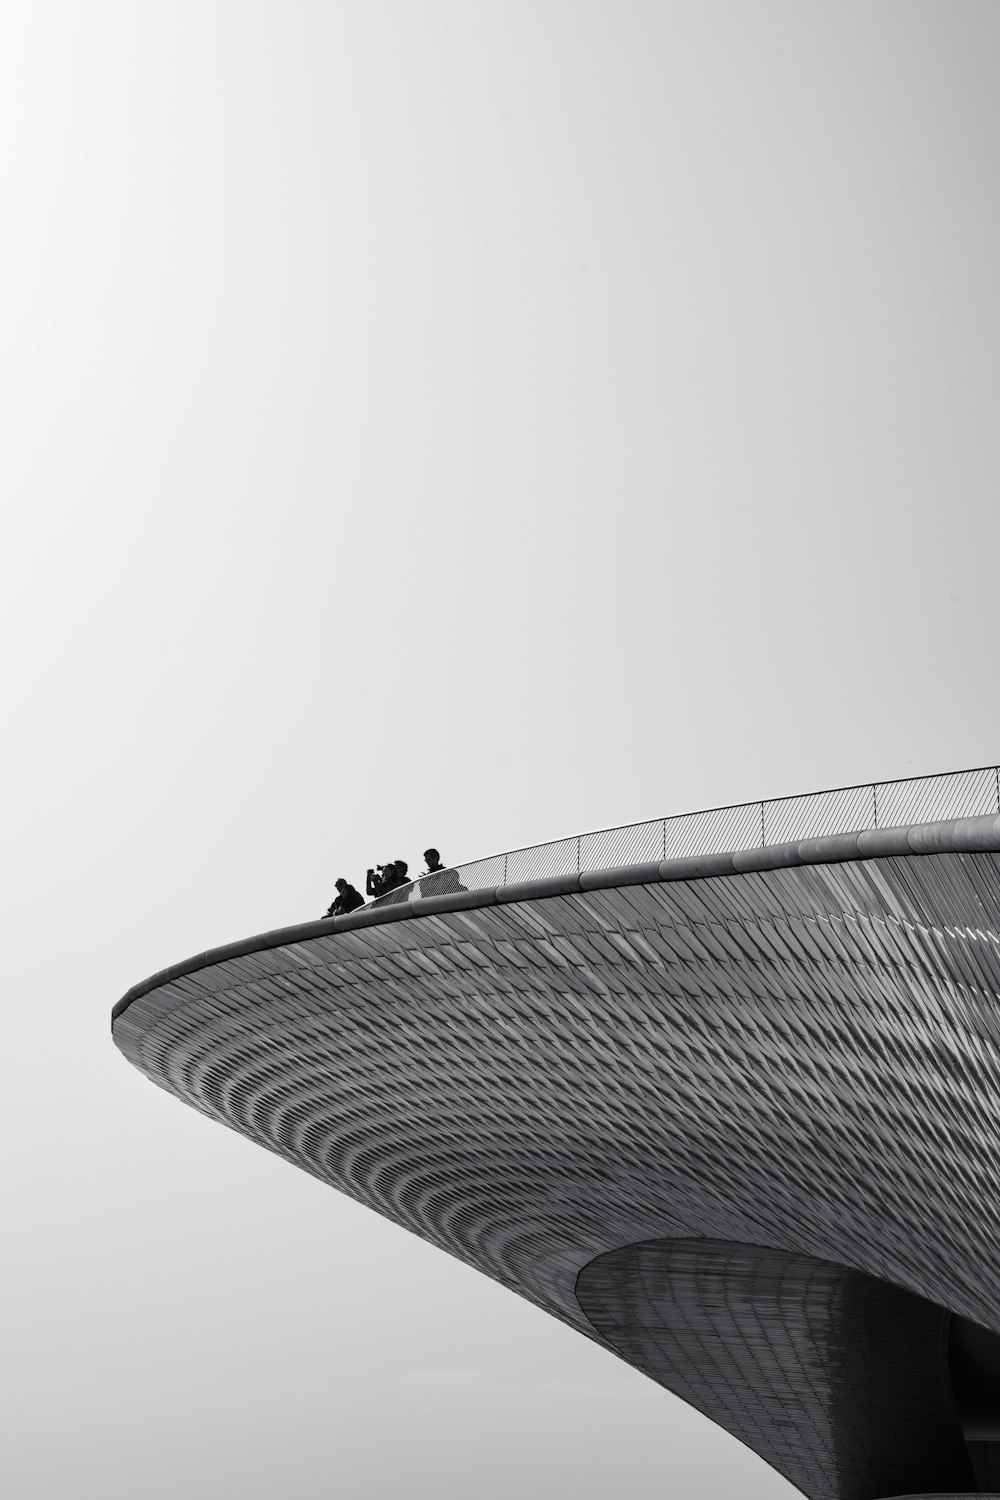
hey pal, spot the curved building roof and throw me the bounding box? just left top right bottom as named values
left=113, top=785, right=1000, bottom=1500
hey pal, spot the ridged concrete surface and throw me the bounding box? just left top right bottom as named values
left=578, top=1239, right=973, bottom=1500
left=114, top=837, right=1000, bottom=1499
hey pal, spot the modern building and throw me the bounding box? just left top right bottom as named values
left=113, top=767, right=1000, bottom=1500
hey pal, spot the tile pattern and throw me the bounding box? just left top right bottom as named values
left=113, top=848, right=1000, bottom=1499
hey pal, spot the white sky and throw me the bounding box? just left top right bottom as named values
left=3, top=3, right=999, bottom=1496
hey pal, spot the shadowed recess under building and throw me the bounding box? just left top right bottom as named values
left=113, top=768, right=1000, bottom=1500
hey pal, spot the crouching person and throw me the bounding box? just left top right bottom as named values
left=325, top=878, right=364, bottom=918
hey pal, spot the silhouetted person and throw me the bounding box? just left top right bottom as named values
left=325, top=878, right=364, bottom=918
left=367, top=860, right=411, bottom=900
left=419, top=848, right=466, bottom=897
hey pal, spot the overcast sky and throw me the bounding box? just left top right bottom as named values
left=4, top=3, right=1000, bottom=1497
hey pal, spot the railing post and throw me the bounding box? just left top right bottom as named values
left=577, top=836, right=581, bottom=875
left=872, top=783, right=879, bottom=829
left=503, top=851, right=508, bottom=887
left=995, top=765, right=999, bottom=814
left=662, top=818, right=667, bottom=859
left=760, top=801, right=766, bottom=847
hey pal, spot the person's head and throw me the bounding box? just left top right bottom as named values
left=335, top=878, right=347, bottom=892
left=394, top=861, right=408, bottom=877
left=424, top=848, right=442, bottom=869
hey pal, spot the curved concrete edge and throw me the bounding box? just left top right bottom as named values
left=498, top=874, right=585, bottom=903
left=111, top=812, right=1000, bottom=1027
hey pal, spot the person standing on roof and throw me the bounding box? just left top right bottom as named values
left=367, top=860, right=411, bottom=901
left=419, top=848, right=465, bottom=897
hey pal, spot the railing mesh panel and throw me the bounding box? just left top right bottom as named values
left=505, top=837, right=581, bottom=883
left=371, top=764, right=1000, bottom=907
left=875, top=767, right=999, bottom=829
left=763, top=784, right=876, bottom=845
left=580, top=820, right=665, bottom=871
left=663, top=802, right=763, bottom=859
left=456, top=852, right=507, bottom=889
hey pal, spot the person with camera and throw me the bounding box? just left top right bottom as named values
left=366, top=860, right=411, bottom=900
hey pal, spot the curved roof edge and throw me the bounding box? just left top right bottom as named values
left=111, top=813, right=1000, bottom=1027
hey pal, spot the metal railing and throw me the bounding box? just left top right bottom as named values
left=373, top=764, right=1000, bottom=907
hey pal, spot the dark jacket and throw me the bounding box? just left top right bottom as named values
left=327, top=883, right=364, bottom=917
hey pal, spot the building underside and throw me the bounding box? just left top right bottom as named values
left=113, top=811, right=1000, bottom=1500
